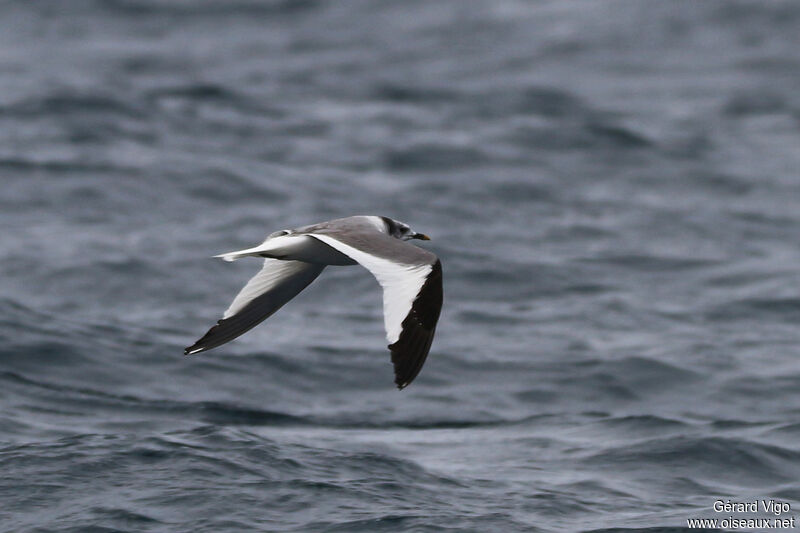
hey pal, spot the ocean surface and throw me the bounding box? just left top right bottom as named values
left=3, top=1, right=800, bottom=531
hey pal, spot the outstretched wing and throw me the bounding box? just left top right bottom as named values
left=185, top=259, right=325, bottom=355
left=307, top=232, right=442, bottom=389
left=387, top=259, right=442, bottom=389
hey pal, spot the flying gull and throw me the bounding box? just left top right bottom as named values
left=185, top=215, right=443, bottom=389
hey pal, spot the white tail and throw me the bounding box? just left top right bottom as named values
left=212, top=234, right=309, bottom=262
left=214, top=252, right=243, bottom=262
left=213, top=244, right=270, bottom=262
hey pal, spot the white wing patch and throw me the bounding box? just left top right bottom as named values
left=309, top=234, right=431, bottom=344
left=223, top=259, right=317, bottom=319
left=362, top=215, right=388, bottom=233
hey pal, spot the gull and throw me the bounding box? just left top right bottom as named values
left=185, top=215, right=443, bottom=389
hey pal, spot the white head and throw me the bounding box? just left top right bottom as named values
left=380, top=216, right=431, bottom=241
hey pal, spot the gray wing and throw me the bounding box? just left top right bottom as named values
left=185, top=259, right=325, bottom=355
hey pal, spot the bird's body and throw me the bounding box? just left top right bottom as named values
left=185, top=215, right=443, bottom=389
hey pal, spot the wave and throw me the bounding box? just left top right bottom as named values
left=705, top=297, right=800, bottom=323
left=384, top=143, right=489, bottom=171
left=1, top=92, right=145, bottom=118
left=582, top=435, right=800, bottom=484
left=2, top=368, right=549, bottom=431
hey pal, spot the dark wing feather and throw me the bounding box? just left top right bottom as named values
left=388, top=260, right=443, bottom=389
left=185, top=261, right=324, bottom=354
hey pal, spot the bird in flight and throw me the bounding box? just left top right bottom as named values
left=185, top=215, right=443, bottom=389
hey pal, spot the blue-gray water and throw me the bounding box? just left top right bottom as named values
left=3, top=1, right=800, bottom=531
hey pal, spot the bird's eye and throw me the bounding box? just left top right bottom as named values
left=269, top=230, right=289, bottom=238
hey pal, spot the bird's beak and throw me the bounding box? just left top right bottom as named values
left=413, top=233, right=431, bottom=241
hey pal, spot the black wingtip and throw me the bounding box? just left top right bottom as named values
left=184, top=318, right=228, bottom=356
left=387, top=260, right=442, bottom=390
left=184, top=343, right=207, bottom=356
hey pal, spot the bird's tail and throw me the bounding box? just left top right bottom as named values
left=213, top=233, right=302, bottom=262
left=213, top=246, right=266, bottom=262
